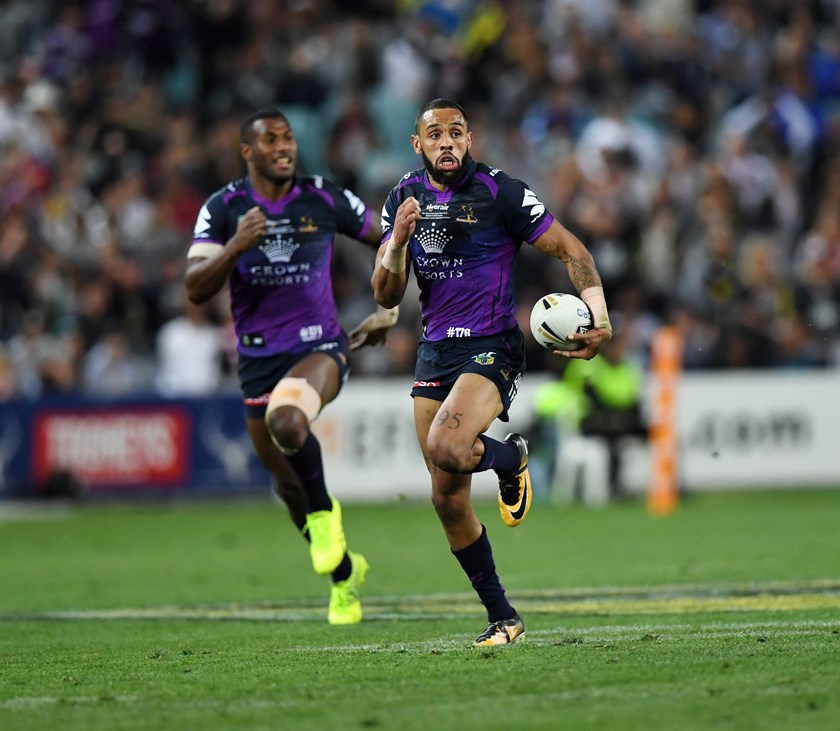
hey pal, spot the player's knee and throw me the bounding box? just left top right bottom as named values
left=426, top=431, right=470, bottom=473
left=265, top=377, right=322, bottom=454
left=266, top=406, right=309, bottom=453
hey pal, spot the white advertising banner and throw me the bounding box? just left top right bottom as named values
left=311, top=371, right=840, bottom=501
left=674, top=370, right=840, bottom=489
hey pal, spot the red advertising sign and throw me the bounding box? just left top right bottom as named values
left=31, top=407, right=191, bottom=488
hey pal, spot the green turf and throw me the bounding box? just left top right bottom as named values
left=1, top=489, right=839, bottom=730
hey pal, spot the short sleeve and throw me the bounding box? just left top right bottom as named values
left=380, top=187, right=402, bottom=241
left=494, top=174, right=554, bottom=244
left=194, top=191, right=229, bottom=244
left=187, top=190, right=229, bottom=259
left=329, top=181, right=371, bottom=239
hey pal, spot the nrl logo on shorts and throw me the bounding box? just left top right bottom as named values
left=259, top=236, right=299, bottom=263
left=473, top=351, right=496, bottom=366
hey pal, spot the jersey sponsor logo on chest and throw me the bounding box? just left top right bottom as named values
left=259, top=237, right=300, bottom=263
left=236, top=215, right=295, bottom=234
left=416, top=203, right=478, bottom=255
left=422, top=203, right=449, bottom=220
left=256, top=216, right=322, bottom=263
left=415, top=223, right=454, bottom=254
left=237, top=216, right=318, bottom=235
left=414, top=254, right=464, bottom=280
left=420, top=203, right=478, bottom=224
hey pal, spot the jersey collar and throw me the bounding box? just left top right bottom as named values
left=247, top=176, right=302, bottom=215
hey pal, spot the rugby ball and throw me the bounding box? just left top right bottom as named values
left=529, top=293, right=593, bottom=351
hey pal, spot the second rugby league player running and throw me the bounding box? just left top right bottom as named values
left=186, top=108, right=398, bottom=625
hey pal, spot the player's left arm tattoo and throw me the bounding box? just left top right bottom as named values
left=567, top=254, right=601, bottom=291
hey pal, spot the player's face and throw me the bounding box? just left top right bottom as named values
left=242, top=117, right=298, bottom=185
left=412, top=107, right=472, bottom=188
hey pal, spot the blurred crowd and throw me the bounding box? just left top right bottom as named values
left=1, top=0, right=839, bottom=401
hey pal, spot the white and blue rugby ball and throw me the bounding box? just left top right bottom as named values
left=529, top=293, right=593, bottom=351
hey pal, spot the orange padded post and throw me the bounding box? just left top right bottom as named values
left=647, top=326, right=682, bottom=516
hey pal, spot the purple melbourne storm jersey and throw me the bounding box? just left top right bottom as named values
left=189, top=175, right=372, bottom=357
left=380, top=159, right=554, bottom=342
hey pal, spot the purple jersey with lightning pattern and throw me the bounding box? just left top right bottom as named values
left=380, top=160, right=554, bottom=342
left=190, top=175, right=372, bottom=357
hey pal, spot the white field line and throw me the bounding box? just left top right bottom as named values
left=0, top=695, right=139, bottom=710
left=0, top=501, right=74, bottom=523
left=5, top=582, right=840, bottom=623
left=274, top=620, right=840, bottom=654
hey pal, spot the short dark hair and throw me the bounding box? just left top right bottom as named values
left=414, top=98, right=469, bottom=134
left=240, top=107, right=289, bottom=143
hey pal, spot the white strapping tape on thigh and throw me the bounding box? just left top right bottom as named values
left=266, top=377, right=322, bottom=423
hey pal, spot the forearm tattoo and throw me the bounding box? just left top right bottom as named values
left=567, top=254, right=601, bottom=291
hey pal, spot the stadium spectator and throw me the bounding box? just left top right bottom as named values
left=154, top=297, right=226, bottom=397
left=81, top=329, right=149, bottom=397
left=372, top=98, right=612, bottom=645
left=0, top=0, right=838, bottom=391
left=183, top=108, right=398, bottom=625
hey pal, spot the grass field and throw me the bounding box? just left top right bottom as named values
left=1, top=488, right=839, bottom=731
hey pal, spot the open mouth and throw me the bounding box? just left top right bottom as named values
left=437, top=154, right=459, bottom=170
